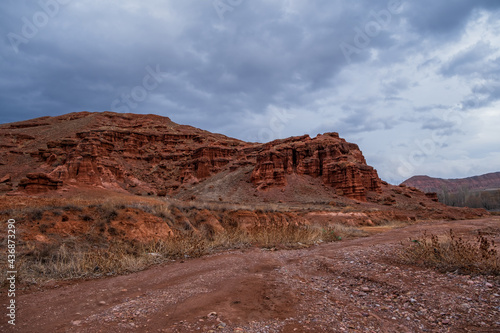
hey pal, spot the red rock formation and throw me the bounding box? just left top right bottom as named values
left=250, top=133, right=381, bottom=200
left=18, top=173, right=63, bottom=194
left=425, top=192, right=439, bottom=202
left=0, top=173, right=12, bottom=192
left=0, top=174, right=10, bottom=183
left=0, top=112, right=381, bottom=201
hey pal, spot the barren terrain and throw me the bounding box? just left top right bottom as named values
left=0, top=112, right=498, bottom=333
left=3, top=217, right=499, bottom=333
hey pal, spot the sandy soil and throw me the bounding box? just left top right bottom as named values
left=3, top=218, right=500, bottom=333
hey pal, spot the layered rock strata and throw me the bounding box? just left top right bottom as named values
left=0, top=112, right=382, bottom=201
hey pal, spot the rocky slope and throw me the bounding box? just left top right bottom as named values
left=0, top=112, right=381, bottom=201
left=403, top=172, right=500, bottom=193
left=0, top=111, right=488, bottom=244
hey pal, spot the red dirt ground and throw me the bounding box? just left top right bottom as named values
left=2, top=218, right=499, bottom=333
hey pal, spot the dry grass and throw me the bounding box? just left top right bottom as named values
left=0, top=195, right=370, bottom=285
left=7, top=223, right=361, bottom=285
left=248, top=225, right=322, bottom=249
left=17, top=242, right=152, bottom=282
left=399, top=229, right=499, bottom=276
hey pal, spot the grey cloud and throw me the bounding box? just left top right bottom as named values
left=381, top=77, right=410, bottom=97
left=314, top=105, right=399, bottom=137
left=441, top=42, right=497, bottom=77
left=1, top=0, right=500, bottom=181
left=1, top=0, right=494, bottom=126
left=413, top=105, right=449, bottom=113
left=404, top=0, right=500, bottom=38
left=459, top=76, right=500, bottom=110
left=421, top=117, right=456, bottom=130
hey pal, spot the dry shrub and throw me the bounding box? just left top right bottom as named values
left=211, top=228, right=251, bottom=249
left=245, top=224, right=353, bottom=249
left=16, top=241, right=157, bottom=283
left=143, top=232, right=209, bottom=259
left=326, top=224, right=368, bottom=240
left=248, top=224, right=321, bottom=248
left=399, top=229, right=499, bottom=276
left=10, top=217, right=366, bottom=284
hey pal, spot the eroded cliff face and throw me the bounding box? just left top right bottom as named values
left=250, top=133, right=382, bottom=201
left=1, top=112, right=248, bottom=195
left=0, top=112, right=382, bottom=201
left=0, top=112, right=490, bottom=250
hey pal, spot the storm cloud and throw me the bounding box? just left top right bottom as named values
left=1, top=0, right=500, bottom=183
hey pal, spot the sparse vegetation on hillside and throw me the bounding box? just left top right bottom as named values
left=399, top=229, right=499, bottom=276
left=438, top=187, right=500, bottom=211
left=1, top=198, right=367, bottom=284
left=13, top=225, right=354, bottom=284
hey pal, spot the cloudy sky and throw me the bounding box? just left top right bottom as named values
left=1, top=0, right=500, bottom=184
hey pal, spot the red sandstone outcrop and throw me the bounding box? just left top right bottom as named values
left=0, top=174, right=10, bottom=183
left=0, top=112, right=384, bottom=201
left=1, top=112, right=247, bottom=195
left=250, top=133, right=381, bottom=200
left=0, top=173, right=12, bottom=192
left=18, top=173, right=63, bottom=194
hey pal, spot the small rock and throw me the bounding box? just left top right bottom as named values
left=485, top=282, right=493, bottom=288
left=98, top=301, right=106, bottom=305
left=442, top=319, right=450, bottom=325
left=217, top=322, right=227, bottom=329
left=72, top=320, right=82, bottom=326
left=208, top=311, right=217, bottom=317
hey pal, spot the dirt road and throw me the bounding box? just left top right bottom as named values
left=4, top=218, right=500, bottom=332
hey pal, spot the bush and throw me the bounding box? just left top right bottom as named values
left=248, top=224, right=321, bottom=249
left=399, top=229, right=499, bottom=276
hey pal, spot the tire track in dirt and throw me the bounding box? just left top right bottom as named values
left=4, top=218, right=499, bottom=332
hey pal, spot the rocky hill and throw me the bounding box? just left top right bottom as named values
left=0, top=112, right=381, bottom=202
left=0, top=113, right=494, bottom=333
left=402, top=173, right=500, bottom=193
left=0, top=111, right=487, bottom=240
left=403, top=173, right=500, bottom=211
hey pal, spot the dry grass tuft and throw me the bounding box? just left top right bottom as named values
left=248, top=224, right=321, bottom=249
left=8, top=223, right=363, bottom=285
left=0, top=196, right=371, bottom=285
left=398, top=229, right=499, bottom=276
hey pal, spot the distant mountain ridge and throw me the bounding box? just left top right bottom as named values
left=403, top=172, right=500, bottom=211
left=402, top=172, right=500, bottom=193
